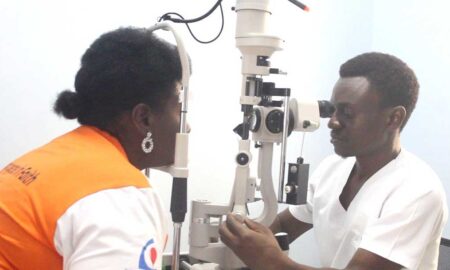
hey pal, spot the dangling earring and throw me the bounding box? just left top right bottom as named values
left=141, top=132, right=154, bottom=154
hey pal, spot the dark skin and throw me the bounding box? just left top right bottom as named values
left=105, top=83, right=182, bottom=170
left=330, top=77, right=404, bottom=211
left=219, top=76, right=407, bottom=270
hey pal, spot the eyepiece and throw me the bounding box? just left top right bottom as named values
left=318, top=100, right=335, bottom=118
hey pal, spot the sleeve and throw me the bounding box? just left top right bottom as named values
left=53, top=186, right=168, bottom=270
left=288, top=155, right=339, bottom=224
left=359, top=186, right=447, bottom=269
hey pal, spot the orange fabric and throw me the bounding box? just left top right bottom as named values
left=0, top=126, right=149, bottom=269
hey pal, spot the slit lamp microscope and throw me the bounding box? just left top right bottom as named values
left=149, top=0, right=335, bottom=269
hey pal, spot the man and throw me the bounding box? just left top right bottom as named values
left=219, top=52, right=448, bottom=270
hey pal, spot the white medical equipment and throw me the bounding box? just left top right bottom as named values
left=143, top=22, right=191, bottom=270
left=155, top=1, right=334, bottom=269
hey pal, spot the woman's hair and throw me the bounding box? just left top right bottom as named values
left=54, top=27, right=182, bottom=128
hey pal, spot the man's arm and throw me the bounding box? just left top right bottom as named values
left=270, top=208, right=312, bottom=243
left=219, top=214, right=404, bottom=270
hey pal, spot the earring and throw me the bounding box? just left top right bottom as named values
left=141, top=132, right=154, bottom=154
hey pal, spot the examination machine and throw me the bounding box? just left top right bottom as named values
left=147, top=0, right=334, bottom=269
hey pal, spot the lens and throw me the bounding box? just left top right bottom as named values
left=318, top=100, right=335, bottom=118
left=266, top=109, right=284, bottom=134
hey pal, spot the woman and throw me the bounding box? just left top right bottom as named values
left=0, top=27, right=182, bottom=270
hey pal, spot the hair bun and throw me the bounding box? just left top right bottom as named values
left=53, top=90, right=82, bottom=119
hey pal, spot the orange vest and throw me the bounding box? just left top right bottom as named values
left=0, top=126, right=149, bottom=269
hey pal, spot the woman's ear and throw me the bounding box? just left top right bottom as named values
left=131, top=103, right=154, bottom=134
left=386, top=106, right=406, bottom=130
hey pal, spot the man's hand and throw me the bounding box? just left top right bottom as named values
left=218, top=213, right=291, bottom=270
left=218, top=214, right=404, bottom=270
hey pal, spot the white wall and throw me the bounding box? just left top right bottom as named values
left=371, top=0, right=450, bottom=237
left=1, top=0, right=448, bottom=267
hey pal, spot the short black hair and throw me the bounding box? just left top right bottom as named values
left=54, top=27, right=182, bottom=128
left=339, top=52, right=419, bottom=129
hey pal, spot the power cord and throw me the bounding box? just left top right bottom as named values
left=158, top=0, right=224, bottom=44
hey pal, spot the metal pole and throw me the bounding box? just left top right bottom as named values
left=278, top=96, right=290, bottom=203
left=179, top=86, right=189, bottom=133
left=171, top=222, right=183, bottom=270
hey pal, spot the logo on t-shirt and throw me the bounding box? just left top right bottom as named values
left=1, top=163, right=40, bottom=185
left=138, top=238, right=158, bottom=270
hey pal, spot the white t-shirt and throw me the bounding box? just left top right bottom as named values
left=54, top=186, right=168, bottom=270
left=290, top=149, right=448, bottom=270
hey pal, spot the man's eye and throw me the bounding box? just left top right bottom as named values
left=337, top=108, right=353, bottom=119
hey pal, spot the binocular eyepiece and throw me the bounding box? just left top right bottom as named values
left=318, top=100, right=335, bottom=118
left=233, top=100, right=335, bottom=140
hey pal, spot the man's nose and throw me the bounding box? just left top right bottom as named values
left=327, top=113, right=341, bottom=130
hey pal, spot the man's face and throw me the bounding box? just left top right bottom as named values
left=328, top=77, right=389, bottom=158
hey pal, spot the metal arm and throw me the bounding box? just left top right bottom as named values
left=146, top=21, right=191, bottom=270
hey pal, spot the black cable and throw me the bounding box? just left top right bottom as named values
left=159, top=0, right=222, bottom=23
left=158, top=0, right=224, bottom=44
left=187, top=4, right=223, bottom=44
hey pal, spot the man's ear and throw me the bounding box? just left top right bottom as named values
left=131, top=103, right=154, bottom=134
left=386, top=106, right=406, bottom=130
